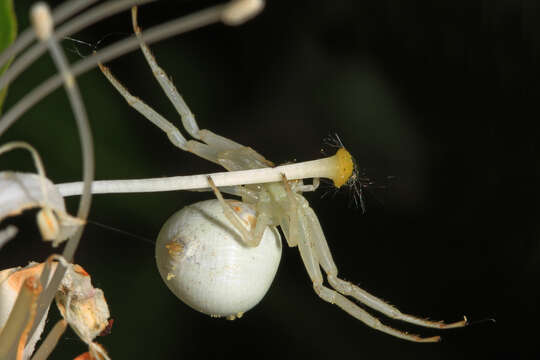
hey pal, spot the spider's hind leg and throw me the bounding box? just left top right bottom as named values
left=279, top=175, right=442, bottom=342
left=300, top=197, right=468, bottom=331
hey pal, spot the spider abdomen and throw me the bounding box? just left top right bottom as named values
left=156, top=199, right=282, bottom=319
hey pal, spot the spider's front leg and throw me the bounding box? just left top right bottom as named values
left=100, top=5, right=270, bottom=171
left=131, top=6, right=272, bottom=171
left=280, top=175, right=466, bottom=342
left=207, top=176, right=272, bottom=247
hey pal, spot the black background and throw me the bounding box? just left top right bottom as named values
left=1, top=1, right=539, bottom=359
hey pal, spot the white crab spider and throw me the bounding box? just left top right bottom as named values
left=89, top=5, right=469, bottom=343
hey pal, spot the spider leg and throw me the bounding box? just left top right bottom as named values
left=280, top=175, right=441, bottom=342
left=131, top=9, right=242, bottom=154
left=97, top=63, right=188, bottom=150
left=100, top=6, right=274, bottom=172
left=99, top=54, right=272, bottom=177
left=301, top=197, right=468, bottom=330
left=98, top=58, right=249, bottom=167
left=190, top=185, right=259, bottom=202
left=131, top=6, right=199, bottom=139
left=207, top=176, right=272, bottom=247
left=98, top=61, right=226, bottom=165
left=131, top=7, right=275, bottom=172
left=291, top=178, right=320, bottom=193
left=97, top=7, right=251, bottom=168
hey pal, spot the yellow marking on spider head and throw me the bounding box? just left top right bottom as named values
left=331, top=148, right=354, bottom=188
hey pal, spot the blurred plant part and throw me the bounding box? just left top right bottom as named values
left=0, top=259, right=112, bottom=360
left=0, top=142, right=84, bottom=247
left=0, top=225, right=17, bottom=250
left=72, top=343, right=107, bottom=360
left=222, top=0, right=264, bottom=25
left=0, top=0, right=16, bottom=113
left=0, top=170, right=83, bottom=245
left=0, top=263, right=47, bottom=360
left=0, top=0, right=152, bottom=100
left=55, top=262, right=111, bottom=360
left=30, top=319, right=67, bottom=360
left=0, top=141, right=84, bottom=359
left=22, top=5, right=96, bottom=356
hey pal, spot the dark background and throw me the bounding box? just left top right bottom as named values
left=1, top=0, right=539, bottom=359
